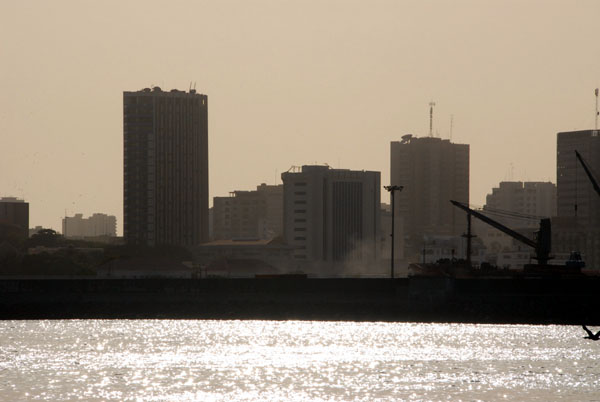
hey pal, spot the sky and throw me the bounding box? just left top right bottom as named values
left=1, top=1, right=599, bottom=235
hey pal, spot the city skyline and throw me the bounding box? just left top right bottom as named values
left=2, top=1, right=600, bottom=234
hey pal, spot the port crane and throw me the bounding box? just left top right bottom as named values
left=450, top=200, right=552, bottom=266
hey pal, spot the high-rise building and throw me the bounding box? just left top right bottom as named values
left=390, top=135, right=469, bottom=259
left=123, top=87, right=208, bottom=246
left=484, top=181, right=556, bottom=228
left=0, top=197, right=29, bottom=239
left=62, top=213, right=117, bottom=238
left=555, top=129, right=600, bottom=268
left=281, top=165, right=381, bottom=266
left=213, top=184, right=283, bottom=241
left=557, top=130, right=600, bottom=224
left=476, top=182, right=556, bottom=262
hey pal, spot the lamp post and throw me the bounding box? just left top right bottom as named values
left=384, top=185, right=403, bottom=279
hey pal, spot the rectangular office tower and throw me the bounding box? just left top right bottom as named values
left=555, top=129, right=600, bottom=268
left=390, top=135, right=469, bottom=259
left=557, top=130, right=600, bottom=223
left=123, top=87, right=208, bottom=246
left=281, top=166, right=381, bottom=267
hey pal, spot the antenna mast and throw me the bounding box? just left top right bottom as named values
left=595, top=88, right=599, bottom=130
left=429, top=101, right=436, bottom=137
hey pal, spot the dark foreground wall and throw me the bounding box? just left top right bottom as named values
left=0, top=277, right=599, bottom=324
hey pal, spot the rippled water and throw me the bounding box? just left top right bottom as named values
left=0, top=320, right=599, bottom=401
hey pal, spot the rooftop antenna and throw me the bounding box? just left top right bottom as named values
left=595, top=88, right=599, bottom=130
left=194, top=81, right=197, bottom=90
left=189, top=81, right=192, bottom=91
left=429, top=101, right=436, bottom=137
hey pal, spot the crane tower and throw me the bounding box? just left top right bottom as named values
left=595, top=88, right=599, bottom=130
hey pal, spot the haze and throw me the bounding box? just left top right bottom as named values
left=1, top=0, right=599, bottom=234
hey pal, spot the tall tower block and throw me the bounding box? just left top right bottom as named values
left=123, top=87, right=209, bottom=246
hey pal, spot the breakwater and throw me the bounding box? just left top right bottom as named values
left=0, top=277, right=598, bottom=324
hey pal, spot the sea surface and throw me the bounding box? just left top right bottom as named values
left=0, top=320, right=599, bottom=401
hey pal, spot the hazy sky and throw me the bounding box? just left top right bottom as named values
left=2, top=1, right=599, bottom=234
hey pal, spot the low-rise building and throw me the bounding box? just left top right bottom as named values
left=194, top=238, right=295, bottom=277
left=97, top=257, right=195, bottom=278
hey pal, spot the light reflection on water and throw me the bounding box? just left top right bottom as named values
left=0, top=320, right=599, bottom=401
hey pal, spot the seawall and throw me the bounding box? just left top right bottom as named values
left=0, top=277, right=598, bottom=324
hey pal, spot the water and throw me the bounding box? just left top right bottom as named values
left=0, top=320, right=599, bottom=401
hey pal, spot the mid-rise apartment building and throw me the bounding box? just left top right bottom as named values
left=212, top=184, right=283, bottom=240
left=62, top=213, right=117, bottom=238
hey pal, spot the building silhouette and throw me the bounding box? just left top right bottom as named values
left=0, top=197, right=29, bottom=239
left=484, top=181, right=556, bottom=228
left=62, top=213, right=117, bottom=238
left=123, top=87, right=208, bottom=246
left=281, top=165, right=381, bottom=269
left=554, top=129, right=600, bottom=269
left=477, top=181, right=556, bottom=265
left=390, top=135, right=469, bottom=260
left=213, top=184, right=283, bottom=241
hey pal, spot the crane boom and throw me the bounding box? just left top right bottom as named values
left=450, top=200, right=551, bottom=265
left=575, top=150, right=600, bottom=198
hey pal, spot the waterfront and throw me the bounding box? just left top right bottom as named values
left=0, top=320, right=599, bottom=400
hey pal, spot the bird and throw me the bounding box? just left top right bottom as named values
left=582, top=325, right=600, bottom=340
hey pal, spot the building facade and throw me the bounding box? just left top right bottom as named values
left=212, top=184, right=283, bottom=241
left=0, top=197, right=29, bottom=239
left=483, top=181, right=556, bottom=228
left=474, top=181, right=556, bottom=267
left=62, top=213, right=117, bottom=238
left=123, top=87, right=209, bottom=246
left=555, top=129, right=600, bottom=269
left=281, top=165, right=381, bottom=271
left=390, top=135, right=469, bottom=260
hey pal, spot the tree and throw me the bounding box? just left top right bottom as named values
left=26, top=229, right=65, bottom=248
left=0, top=222, right=26, bottom=249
